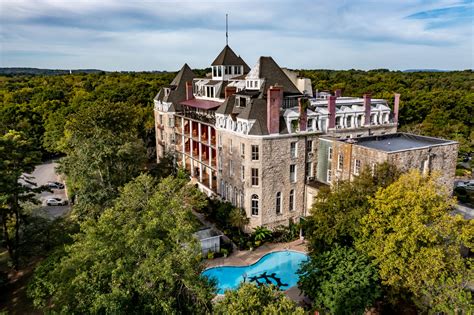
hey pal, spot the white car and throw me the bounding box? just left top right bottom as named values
left=46, top=197, right=68, bottom=206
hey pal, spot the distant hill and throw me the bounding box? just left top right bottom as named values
left=403, top=69, right=449, bottom=73
left=0, top=67, right=104, bottom=75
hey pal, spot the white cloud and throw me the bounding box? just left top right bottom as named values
left=0, top=0, right=472, bottom=70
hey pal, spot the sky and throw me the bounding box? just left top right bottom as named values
left=0, top=0, right=473, bottom=71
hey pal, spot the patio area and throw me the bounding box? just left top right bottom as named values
left=205, top=239, right=308, bottom=269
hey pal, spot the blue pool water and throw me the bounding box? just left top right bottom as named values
left=202, top=250, right=308, bottom=294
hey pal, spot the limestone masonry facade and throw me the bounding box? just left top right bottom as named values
left=153, top=45, right=458, bottom=230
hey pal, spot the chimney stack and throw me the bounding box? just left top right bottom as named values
left=335, top=89, right=342, bottom=98
left=393, top=93, right=400, bottom=124
left=298, top=97, right=308, bottom=132
left=363, top=94, right=371, bottom=126
left=267, top=86, right=283, bottom=134
left=185, top=81, right=194, bottom=101
left=225, top=86, right=237, bottom=99
left=328, top=96, right=336, bottom=129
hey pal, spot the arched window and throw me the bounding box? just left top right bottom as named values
left=276, top=192, right=281, bottom=215
left=251, top=194, right=259, bottom=216
left=289, top=189, right=295, bottom=212
left=229, top=186, right=234, bottom=204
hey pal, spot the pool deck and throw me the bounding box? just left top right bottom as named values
left=205, top=239, right=308, bottom=269
left=205, top=239, right=310, bottom=305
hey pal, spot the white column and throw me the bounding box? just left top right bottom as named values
left=198, top=123, right=202, bottom=162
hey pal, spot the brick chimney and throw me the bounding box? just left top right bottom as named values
left=393, top=93, right=400, bottom=124
left=225, top=86, right=237, bottom=99
left=328, top=95, right=336, bottom=129
left=363, top=94, right=371, bottom=126
left=335, top=89, right=342, bottom=97
left=298, top=97, right=308, bottom=132
left=186, top=81, right=194, bottom=101
left=267, top=86, right=283, bottom=134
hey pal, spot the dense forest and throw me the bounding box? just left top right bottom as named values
left=0, top=69, right=473, bottom=313
left=0, top=69, right=473, bottom=158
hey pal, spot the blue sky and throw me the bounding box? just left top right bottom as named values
left=0, top=0, right=472, bottom=71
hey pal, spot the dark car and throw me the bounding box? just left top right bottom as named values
left=47, top=181, right=64, bottom=189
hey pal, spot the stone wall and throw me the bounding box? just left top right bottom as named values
left=329, top=139, right=458, bottom=194
left=154, top=110, right=175, bottom=162
left=387, top=143, right=458, bottom=193
left=217, top=130, right=322, bottom=230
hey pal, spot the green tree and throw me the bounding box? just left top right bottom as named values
left=228, top=207, right=249, bottom=233
left=213, top=282, right=304, bottom=315
left=298, top=246, right=381, bottom=315
left=59, top=101, right=147, bottom=220
left=357, top=170, right=473, bottom=312
left=0, top=130, right=41, bottom=269
left=28, top=174, right=214, bottom=314
left=303, top=163, right=399, bottom=252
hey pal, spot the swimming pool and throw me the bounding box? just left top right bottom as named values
left=202, top=250, right=308, bottom=294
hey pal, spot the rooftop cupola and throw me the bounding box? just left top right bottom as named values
left=210, top=45, right=250, bottom=80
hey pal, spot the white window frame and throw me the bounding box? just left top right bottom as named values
left=354, top=159, right=361, bottom=175
left=290, top=142, right=298, bottom=158
left=251, top=194, right=259, bottom=216
left=289, top=189, right=295, bottom=212
left=251, top=168, right=259, bottom=186
left=251, top=145, right=259, bottom=161
left=276, top=192, right=281, bottom=215
left=290, top=164, right=297, bottom=183
left=338, top=154, right=344, bottom=171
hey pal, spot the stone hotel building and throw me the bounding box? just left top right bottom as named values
left=154, top=45, right=458, bottom=229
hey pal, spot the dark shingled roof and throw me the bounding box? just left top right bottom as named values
left=154, top=63, right=196, bottom=111
left=211, top=45, right=250, bottom=73
left=215, top=95, right=236, bottom=115
left=258, top=56, right=301, bottom=95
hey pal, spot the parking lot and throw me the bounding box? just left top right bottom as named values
left=29, top=160, right=70, bottom=219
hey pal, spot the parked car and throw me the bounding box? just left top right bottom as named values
left=46, top=197, right=68, bottom=206
left=455, top=180, right=474, bottom=191
left=47, top=181, right=64, bottom=189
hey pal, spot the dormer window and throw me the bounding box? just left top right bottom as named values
left=205, top=86, right=214, bottom=98
left=237, top=97, right=247, bottom=108
left=164, top=88, right=170, bottom=97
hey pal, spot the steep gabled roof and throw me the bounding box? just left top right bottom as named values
left=154, top=63, right=196, bottom=110
left=211, top=45, right=250, bottom=72
left=215, top=95, right=236, bottom=115
left=256, top=56, right=301, bottom=95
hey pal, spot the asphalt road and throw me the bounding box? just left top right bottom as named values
left=29, top=160, right=70, bottom=219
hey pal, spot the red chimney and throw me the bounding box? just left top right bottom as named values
left=363, top=94, right=371, bottom=126
left=298, top=97, right=308, bottom=132
left=335, top=89, right=342, bottom=97
left=186, top=81, right=194, bottom=101
left=225, top=86, right=237, bottom=99
left=393, top=93, right=400, bottom=124
left=267, top=86, right=283, bottom=134
left=328, top=95, right=336, bottom=129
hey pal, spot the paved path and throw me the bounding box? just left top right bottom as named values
left=453, top=203, right=474, bottom=220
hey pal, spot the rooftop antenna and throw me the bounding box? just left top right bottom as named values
left=226, top=13, right=228, bottom=46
